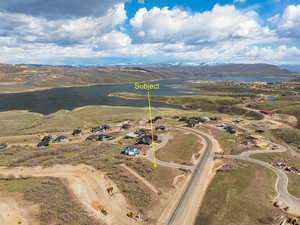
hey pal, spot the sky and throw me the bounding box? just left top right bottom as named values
left=0, top=0, right=300, bottom=65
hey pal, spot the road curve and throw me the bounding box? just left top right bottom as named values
left=156, top=127, right=218, bottom=225
left=224, top=143, right=300, bottom=215
left=146, top=133, right=195, bottom=171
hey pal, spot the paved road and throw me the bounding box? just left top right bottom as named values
left=224, top=143, right=300, bottom=215
left=151, top=126, right=218, bottom=225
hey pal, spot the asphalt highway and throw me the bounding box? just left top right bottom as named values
left=146, top=126, right=218, bottom=225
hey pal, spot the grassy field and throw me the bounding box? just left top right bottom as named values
left=181, top=82, right=286, bottom=96
left=0, top=105, right=212, bottom=137
left=0, top=110, right=43, bottom=136
left=252, top=152, right=300, bottom=198
left=156, top=131, right=202, bottom=164
left=0, top=177, right=103, bottom=225
left=111, top=92, right=265, bottom=120
left=111, top=92, right=241, bottom=106
left=195, top=162, right=277, bottom=225
left=271, top=128, right=300, bottom=150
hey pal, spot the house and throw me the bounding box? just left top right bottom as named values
left=148, top=116, right=163, bottom=123
left=72, top=129, right=82, bottom=136
left=178, top=117, right=187, bottom=122
left=199, top=116, right=210, bottom=122
left=121, top=124, right=131, bottom=129
left=0, top=144, right=7, bottom=149
left=260, top=109, right=273, bottom=115
left=154, top=116, right=162, bottom=120
left=155, top=126, right=166, bottom=131
left=91, top=125, right=110, bottom=133
left=137, top=135, right=158, bottom=145
left=86, top=135, right=99, bottom=141
left=187, top=119, right=198, bottom=127
left=53, top=136, right=69, bottom=143
left=255, top=129, right=265, bottom=134
left=37, top=140, right=49, bottom=147
left=226, top=126, right=236, bottom=134
left=98, top=134, right=112, bottom=141
left=122, top=146, right=141, bottom=156
left=102, top=125, right=111, bottom=131
left=91, top=126, right=102, bottom=133
left=86, top=134, right=112, bottom=141
left=41, top=136, right=52, bottom=142
left=233, top=119, right=243, bottom=123
left=135, top=128, right=151, bottom=136
left=124, top=132, right=139, bottom=139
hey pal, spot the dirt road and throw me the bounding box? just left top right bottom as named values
left=0, top=164, right=139, bottom=225
left=121, top=164, right=159, bottom=194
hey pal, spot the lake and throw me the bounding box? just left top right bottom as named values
left=0, top=76, right=288, bottom=114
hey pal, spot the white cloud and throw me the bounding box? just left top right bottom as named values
left=93, top=31, right=131, bottom=50
left=0, top=3, right=299, bottom=65
left=0, top=4, right=127, bottom=46
left=130, top=5, right=273, bottom=44
left=269, top=4, right=300, bottom=39
left=0, top=0, right=128, bottom=19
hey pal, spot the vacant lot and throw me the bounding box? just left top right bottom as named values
left=125, top=158, right=185, bottom=192
left=156, top=131, right=202, bottom=164
left=195, top=162, right=277, bottom=225
left=0, top=177, right=103, bottom=225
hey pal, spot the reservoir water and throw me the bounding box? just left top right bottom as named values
left=0, top=76, right=288, bottom=114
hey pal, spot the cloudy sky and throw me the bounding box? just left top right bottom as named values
left=0, top=0, right=299, bottom=65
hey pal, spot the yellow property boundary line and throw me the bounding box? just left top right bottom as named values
left=147, top=89, right=157, bottom=168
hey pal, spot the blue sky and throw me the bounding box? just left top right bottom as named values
left=0, top=0, right=299, bottom=65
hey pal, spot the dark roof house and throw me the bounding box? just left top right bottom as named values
left=0, top=144, right=7, bottom=149
left=155, top=126, right=166, bottom=131
left=122, top=124, right=131, bottom=129
left=72, top=129, right=82, bottom=136
left=37, top=140, right=49, bottom=147
left=53, top=136, right=69, bottom=143
left=137, top=135, right=158, bottom=145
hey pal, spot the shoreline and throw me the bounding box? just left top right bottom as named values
left=0, top=78, right=168, bottom=94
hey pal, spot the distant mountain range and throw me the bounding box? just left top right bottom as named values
left=280, top=64, right=300, bottom=72
left=0, top=62, right=297, bottom=93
